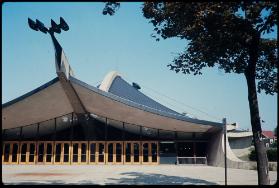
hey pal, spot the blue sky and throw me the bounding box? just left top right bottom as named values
left=2, top=2, right=277, bottom=131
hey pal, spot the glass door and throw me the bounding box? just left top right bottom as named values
left=133, top=142, right=141, bottom=164
left=37, top=142, right=45, bottom=164
left=80, top=142, right=88, bottom=164
left=19, top=142, right=36, bottom=164
left=54, top=142, right=63, bottom=164
left=28, top=142, right=36, bottom=164
left=2, top=142, right=11, bottom=164
left=106, top=142, right=123, bottom=164
left=115, top=142, right=123, bottom=164
left=141, top=142, right=159, bottom=165
left=142, top=142, right=149, bottom=164
left=151, top=142, right=159, bottom=165
left=62, top=142, right=71, bottom=164
left=45, top=142, right=53, bottom=164
left=124, top=142, right=132, bottom=164
left=96, top=142, right=105, bottom=164
left=71, top=142, right=79, bottom=164
left=19, top=143, right=28, bottom=164
left=11, top=142, right=19, bottom=164
left=107, top=142, right=114, bottom=164
left=89, top=142, right=96, bottom=164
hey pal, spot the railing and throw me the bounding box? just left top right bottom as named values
left=177, top=157, right=207, bottom=165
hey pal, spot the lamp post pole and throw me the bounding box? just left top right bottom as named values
left=223, top=118, right=227, bottom=185
left=27, top=17, right=70, bottom=76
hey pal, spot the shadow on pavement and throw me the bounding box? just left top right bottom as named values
left=107, top=172, right=218, bottom=185
left=4, top=172, right=218, bottom=185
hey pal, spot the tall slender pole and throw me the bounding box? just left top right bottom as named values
left=86, top=113, right=89, bottom=141
left=36, top=123, right=40, bottom=141
left=122, top=122, right=125, bottom=165
left=54, top=118, right=57, bottom=141
left=175, top=131, right=178, bottom=165
left=19, top=127, right=23, bottom=141
left=70, top=112, right=74, bottom=141
left=223, top=118, right=227, bottom=185
left=122, top=122, right=125, bottom=141
left=105, top=118, right=108, bottom=141
left=140, top=126, right=142, bottom=140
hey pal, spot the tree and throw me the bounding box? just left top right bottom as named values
left=103, top=2, right=277, bottom=185
left=274, top=126, right=277, bottom=137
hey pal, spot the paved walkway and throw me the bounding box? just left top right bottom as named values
left=2, top=165, right=277, bottom=185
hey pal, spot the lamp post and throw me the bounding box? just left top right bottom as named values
left=27, top=17, right=74, bottom=79
left=28, top=17, right=87, bottom=124
left=223, top=118, right=227, bottom=185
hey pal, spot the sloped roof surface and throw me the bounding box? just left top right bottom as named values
left=2, top=77, right=60, bottom=108
left=108, top=76, right=181, bottom=116
left=262, top=131, right=276, bottom=138
left=70, top=76, right=223, bottom=127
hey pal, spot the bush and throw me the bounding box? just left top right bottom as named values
left=249, top=148, right=277, bottom=162
left=270, top=142, right=277, bottom=148
left=267, top=149, right=277, bottom=161
left=249, top=149, right=257, bottom=161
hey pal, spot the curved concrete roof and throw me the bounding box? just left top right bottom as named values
left=227, top=131, right=253, bottom=138
left=70, top=76, right=223, bottom=132
left=2, top=78, right=74, bottom=129
left=105, top=72, right=181, bottom=116
left=99, top=71, right=121, bottom=92
left=2, top=71, right=223, bottom=132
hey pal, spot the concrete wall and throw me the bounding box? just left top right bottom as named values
left=206, top=129, right=272, bottom=170
left=228, top=136, right=253, bottom=158
left=207, top=129, right=242, bottom=167
left=229, top=136, right=253, bottom=149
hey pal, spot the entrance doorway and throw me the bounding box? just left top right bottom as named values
left=71, top=142, right=88, bottom=164
left=11, top=142, right=19, bottom=164
left=2, top=141, right=160, bottom=165
left=124, top=141, right=141, bottom=164
left=176, top=141, right=207, bottom=164
left=106, top=142, right=123, bottom=164
left=19, top=142, right=36, bottom=164
left=97, top=142, right=105, bottom=164
left=159, top=142, right=176, bottom=164
left=142, top=141, right=159, bottom=164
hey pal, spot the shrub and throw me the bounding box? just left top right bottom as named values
left=249, top=148, right=277, bottom=162
left=270, top=142, right=277, bottom=148
left=249, top=149, right=257, bottom=161
left=267, top=149, right=277, bottom=161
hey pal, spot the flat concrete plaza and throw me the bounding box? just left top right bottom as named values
left=2, top=165, right=277, bottom=185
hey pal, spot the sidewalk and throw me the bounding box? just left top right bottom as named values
left=2, top=165, right=277, bottom=185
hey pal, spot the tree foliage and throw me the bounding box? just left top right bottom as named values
left=142, top=2, right=277, bottom=95
left=102, top=2, right=120, bottom=16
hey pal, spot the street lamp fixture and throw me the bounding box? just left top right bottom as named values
left=27, top=17, right=74, bottom=79
left=28, top=17, right=69, bottom=34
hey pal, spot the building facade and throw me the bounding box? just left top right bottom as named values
left=2, top=24, right=242, bottom=166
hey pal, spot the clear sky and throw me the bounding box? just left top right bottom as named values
left=2, top=2, right=277, bottom=131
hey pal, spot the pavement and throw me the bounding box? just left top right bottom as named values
left=2, top=165, right=278, bottom=185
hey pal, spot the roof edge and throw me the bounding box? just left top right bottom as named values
left=99, top=71, right=121, bottom=92
left=2, top=77, right=60, bottom=108
left=70, top=76, right=224, bottom=128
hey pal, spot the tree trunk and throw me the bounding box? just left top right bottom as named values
left=245, top=35, right=270, bottom=185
